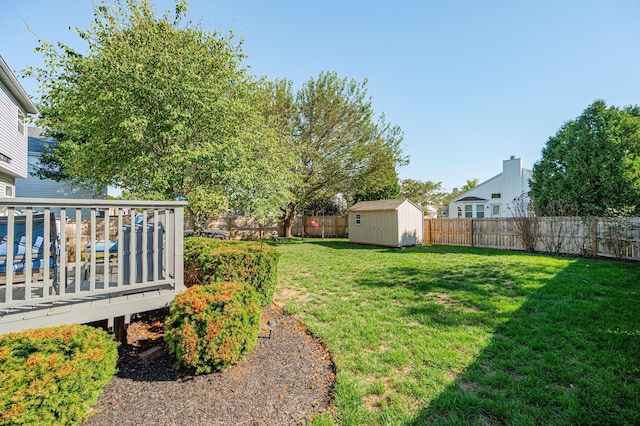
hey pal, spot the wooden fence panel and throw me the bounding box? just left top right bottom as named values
left=426, top=217, right=640, bottom=261
left=428, top=218, right=472, bottom=246
left=535, top=216, right=591, bottom=256
left=184, top=215, right=348, bottom=239
left=302, top=215, right=348, bottom=238
left=472, top=218, right=523, bottom=250
left=595, top=217, right=640, bottom=260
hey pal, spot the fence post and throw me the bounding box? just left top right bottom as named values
left=469, top=219, right=474, bottom=247
left=424, top=219, right=431, bottom=244
left=591, top=217, right=598, bottom=257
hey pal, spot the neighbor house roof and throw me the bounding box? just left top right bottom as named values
left=349, top=198, right=420, bottom=212
left=0, top=55, right=38, bottom=115
left=455, top=196, right=488, bottom=202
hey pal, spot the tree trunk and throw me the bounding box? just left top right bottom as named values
left=187, top=205, right=207, bottom=235
left=283, top=214, right=294, bottom=238
left=281, top=203, right=298, bottom=238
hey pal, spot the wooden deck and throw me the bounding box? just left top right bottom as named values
left=0, top=198, right=186, bottom=335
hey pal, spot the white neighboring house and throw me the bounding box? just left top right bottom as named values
left=0, top=55, right=38, bottom=198
left=448, top=156, right=532, bottom=218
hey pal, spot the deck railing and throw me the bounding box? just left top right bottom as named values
left=0, top=198, right=187, bottom=334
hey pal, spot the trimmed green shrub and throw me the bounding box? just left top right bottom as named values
left=184, top=238, right=280, bottom=306
left=0, top=324, right=118, bottom=425
left=164, top=281, right=261, bottom=374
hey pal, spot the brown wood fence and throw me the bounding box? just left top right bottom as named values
left=184, top=215, right=348, bottom=240
left=425, top=217, right=640, bottom=261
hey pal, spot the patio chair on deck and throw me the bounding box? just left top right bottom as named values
left=0, top=213, right=58, bottom=280
left=86, top=213, right=145, bottom=257
left=86, top=213, right=163, bottom=284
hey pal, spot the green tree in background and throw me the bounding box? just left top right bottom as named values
left=31, top=0, right=291, bottom=229
left=350, top=154, right=402, bottom=203
left=272, top=72, right=407, bottom=237
left=399, top=178, right=446, bottom=214
left=530, top=100, right=640, bottom=217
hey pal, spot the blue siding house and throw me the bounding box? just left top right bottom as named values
left=15, top=128, right=107, bottom=207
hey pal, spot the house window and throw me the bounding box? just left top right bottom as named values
left=18, top=114, right=25, bottom=135
left=5, top=186, right=13, bottom=197
left=491, top=193, right=501, bottom=199
left=355, top=214, right=361, bottom=225
left=476, top=204, right=484, bottom=218
left=464, top=205, right=473, bottom=218
left=492, top=205, right=500, bottom=216
left=0, top=153, right=11, bottom=164
left=457, top=206, right=462, bottom=218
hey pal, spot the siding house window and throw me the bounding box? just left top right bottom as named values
left=5, top=186, right=13, bottom=197
left=492, top=205, right=500, bottom=216
left=18, top=114, right=25, bottom=135
left=464, top=205, right=473, bottom=218
left=491, top=193, right=501, bottom=199
left=457, top=206, right=462, bottom=217
left=355, top=214, right=361, bottom=225
left=476, top=204, right=484, bottom=218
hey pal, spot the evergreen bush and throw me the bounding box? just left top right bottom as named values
left=184, top=238, right=280, bottom=306
left=0, top=324, right=118, bottom=425
left=164, top=281, right=261, bottom=374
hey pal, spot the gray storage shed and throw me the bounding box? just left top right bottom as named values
left=348, top=199, right=424, bottom=247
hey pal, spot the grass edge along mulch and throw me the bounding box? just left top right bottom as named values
left=275, top=239, right=640, bottom=425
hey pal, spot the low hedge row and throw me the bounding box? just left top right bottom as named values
left=184, top=238, right=280, bottom=306
left=0, top=324, right=118, bottom=425
left=164, top=282, right=261, bottom=374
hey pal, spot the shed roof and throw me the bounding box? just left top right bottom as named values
left=349, top=198, right=420, bottom=212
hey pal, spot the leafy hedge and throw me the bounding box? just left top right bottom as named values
left=0, top=325, right=118, bottom=425
left=184, top=238, right=280, bottom=306
left=164, top=282, right=261, bottom=374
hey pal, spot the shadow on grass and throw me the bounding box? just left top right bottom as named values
left=404, top=260, right=640, bottom=425
left=306, top=239, right=533, bottom=255
left=303, top=239, right=392, bottom=251
left=351, top=246, right=557, bottom=329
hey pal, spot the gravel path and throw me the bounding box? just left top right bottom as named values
left=83, top=306, right=335, bottom=426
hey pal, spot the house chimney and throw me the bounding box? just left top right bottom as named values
left=509, top=155, right=516, bottom=160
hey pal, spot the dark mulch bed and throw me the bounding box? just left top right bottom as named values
left=83, top=306, right=335, bottom=426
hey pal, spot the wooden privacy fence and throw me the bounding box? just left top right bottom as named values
left=184, top=215, right=348, bottom=239
left=425, top=217, right=640, bottom=261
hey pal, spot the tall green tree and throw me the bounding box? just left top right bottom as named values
left=273, top=71, right=407, bottom=236
left=400, top=178, right=446, bottom=213
left=350, top=154, right=401, bottom=202
left=31, top=0, right=290, bottom=229
left=530, top=100, right=640, bottom=217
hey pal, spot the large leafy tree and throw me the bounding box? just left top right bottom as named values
left=530, top=100, right=640, bottom=217
left=272, top=71, right=407, bottom=236
left=350, top=154, right=402, bottom=203
left=399, top=178, right=446, bottom=213
left=31, top=0, right=290, bottom=229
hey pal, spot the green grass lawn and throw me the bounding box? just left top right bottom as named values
left=273, top=239, right=640, bottom=425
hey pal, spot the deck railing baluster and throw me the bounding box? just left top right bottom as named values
left=0, top=198, right=187, bottom=334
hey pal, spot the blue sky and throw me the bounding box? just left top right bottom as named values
left=2, top=0, right=639, bottom=192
